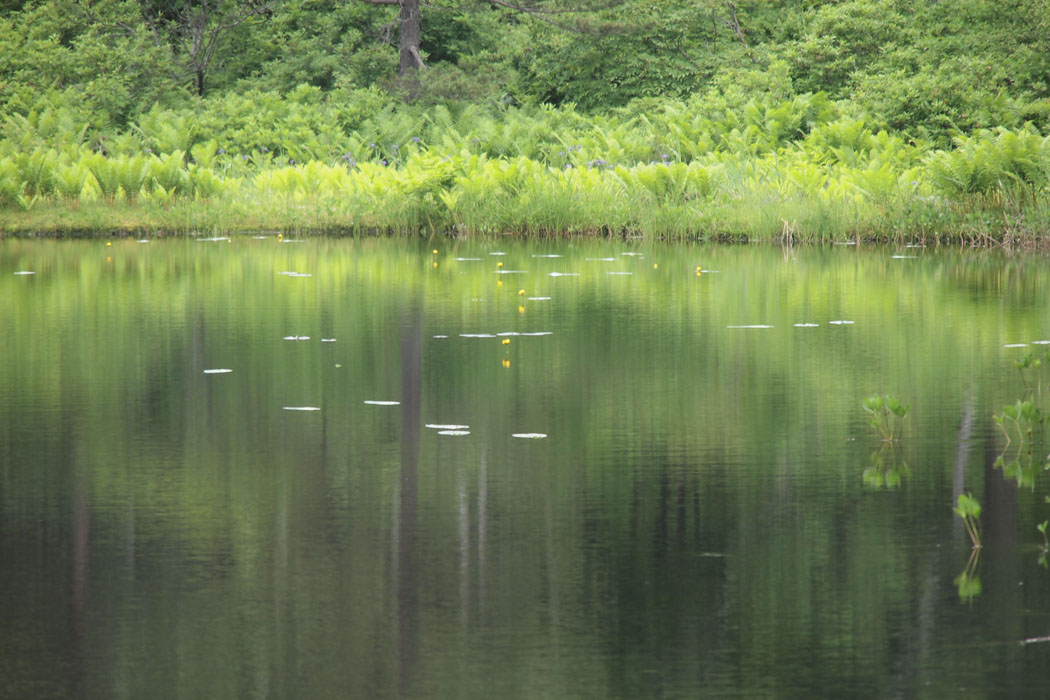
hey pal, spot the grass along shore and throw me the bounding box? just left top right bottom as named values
left=3, top=100, right=1050, bottom=244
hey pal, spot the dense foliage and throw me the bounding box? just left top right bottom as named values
left=2, top=1, right=1048, bottom=136
left=1, top=0, right=1049, bottom=239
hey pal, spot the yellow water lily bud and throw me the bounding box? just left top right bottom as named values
left=502, top=338, right=511, bottom=345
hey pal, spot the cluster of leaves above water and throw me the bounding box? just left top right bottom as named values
left=989, top=351, right=1050, bottom=505
left=862, top=394, right=911, bottom=442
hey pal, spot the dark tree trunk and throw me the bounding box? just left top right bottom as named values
left=398, top=0, right=425, bottom=76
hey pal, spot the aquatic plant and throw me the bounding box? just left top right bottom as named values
left=862, top=394, right=910, bottom=442
left=954, top=492, right=983, bottom=549
left=993, top=398, right=1045, bottom=446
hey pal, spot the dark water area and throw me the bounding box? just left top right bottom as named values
left=2, top=237, right=1050, bottom=698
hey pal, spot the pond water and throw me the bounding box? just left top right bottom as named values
left=2, top=237, right=1050, bottom=698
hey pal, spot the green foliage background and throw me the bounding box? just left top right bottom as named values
left=2, top=0, right=1048, bottom=136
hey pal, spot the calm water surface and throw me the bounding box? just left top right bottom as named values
left=2, top=237, right=1050, bottom=698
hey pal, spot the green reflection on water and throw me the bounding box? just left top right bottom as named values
left=2, top=238, right=1050, bottom=698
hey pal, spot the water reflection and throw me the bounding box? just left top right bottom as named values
left=3, top=239, right=1050, bottom=697
left=863, top=444, right=909, bottom=488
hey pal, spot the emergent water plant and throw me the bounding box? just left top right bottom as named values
left=862, top=394, right=911, bottom=441
left=993, top=398, right=1045, bottom=446
left=954, top=492, right=983, bottom=549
